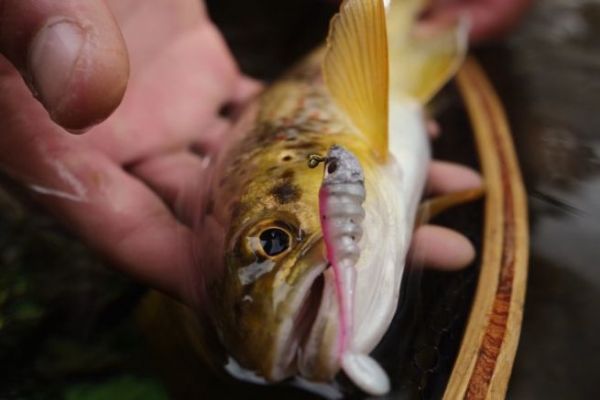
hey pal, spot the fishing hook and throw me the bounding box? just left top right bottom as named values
left=307, top=153, right=328, bottom=169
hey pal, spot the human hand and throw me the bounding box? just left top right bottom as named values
left=424, top=0, right=534, bottom=42
left=0, top=0, right=259, bottom=302
left=329, top=0, right=533, bottom=42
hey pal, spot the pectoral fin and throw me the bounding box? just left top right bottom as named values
left=416, top=187, right=485, bottom=226
left=323, top=0, right=389, bottom=162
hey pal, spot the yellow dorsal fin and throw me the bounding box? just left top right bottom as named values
left=388, top=1, right=468, bottom=103
left=323, top=0, right=389, bottom=162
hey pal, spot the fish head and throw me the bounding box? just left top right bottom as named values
left=209, top=136, right=353, bottom=383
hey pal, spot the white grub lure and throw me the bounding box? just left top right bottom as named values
left=308, top=145, right=390, bottom=395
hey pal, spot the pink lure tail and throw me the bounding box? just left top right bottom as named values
left=319, top=186, right=352, bottom=358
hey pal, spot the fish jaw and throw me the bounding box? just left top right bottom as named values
left=252, top=248, right=347, bottom=383
left=219, top=233, right=344, bottom=382
left=267, top=246, right=332, bottom=381
left=293, top=265, right=391, bottom=397
left=220, top=235, right=359, bottom=384
left=296, top=268, right=342, bottom=380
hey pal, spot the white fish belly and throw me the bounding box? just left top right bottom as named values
left=352, top=100, right=431, bottom=352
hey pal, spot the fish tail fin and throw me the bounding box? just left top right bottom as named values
left=322, top=0, right=389, bottom=162
left=388, top=0, right=469, bottom=104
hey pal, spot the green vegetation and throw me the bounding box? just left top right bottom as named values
left=0, top=187, right=166, bottom=399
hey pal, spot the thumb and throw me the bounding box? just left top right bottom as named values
left=0, top=0, right=129, bottom=131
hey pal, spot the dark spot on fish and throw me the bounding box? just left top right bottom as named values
left=285, top=136, right=298, bottom=142
left=249, top=121, right=279, bottom=145
left=271, top=182, right=301, bottom=204
left=351, top=236, right=356, bottom=241
left=281, top=169, right=295, bottom=180
left=282, top=155, right=293, bottom=162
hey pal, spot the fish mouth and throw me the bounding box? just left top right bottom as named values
left=257, top=236, right=391, bottom=395
left=293, top=272, right=325, bottom=356
left=269, top=237, right=342, bottom=382
left=271, top=241, right=391, bottom=395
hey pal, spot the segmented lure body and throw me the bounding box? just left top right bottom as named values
left=315, top=145, right=390, bottom=394
left=317, top=145, right=365, bottom=356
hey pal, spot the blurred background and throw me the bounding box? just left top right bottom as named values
left=0, top=0, right=598, bottom=398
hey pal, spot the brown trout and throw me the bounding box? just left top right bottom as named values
left=148, top=0, right=467, bottom=396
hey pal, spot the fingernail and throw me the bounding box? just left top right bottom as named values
left=28, top=20, right=85, bottom=111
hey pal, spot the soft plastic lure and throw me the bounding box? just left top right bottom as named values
left=309, top=145, right=389, bottom=394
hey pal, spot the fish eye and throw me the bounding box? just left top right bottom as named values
left=258, top=228, right=291, bottom=257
